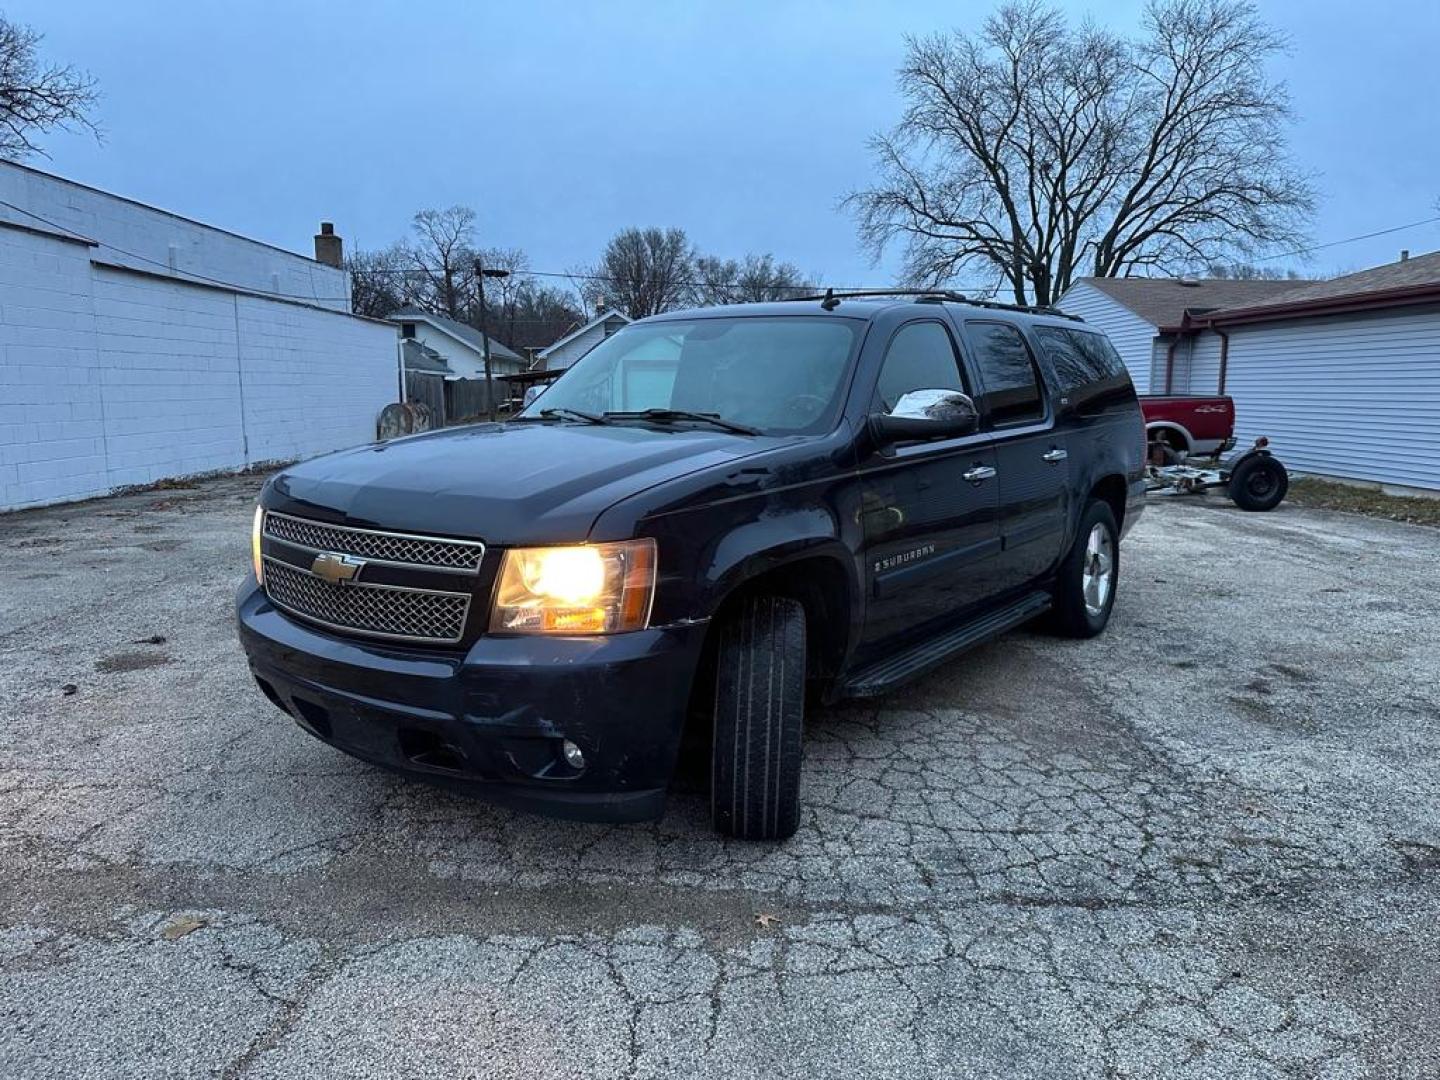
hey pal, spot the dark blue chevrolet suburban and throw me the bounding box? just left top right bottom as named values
left=237, top=291, right=1146, bottom=840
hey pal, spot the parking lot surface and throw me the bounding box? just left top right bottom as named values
left=2, top=475, right=1437, bottom=1079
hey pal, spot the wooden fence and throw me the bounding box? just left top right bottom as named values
left=402, top=373, right=496, bottom=428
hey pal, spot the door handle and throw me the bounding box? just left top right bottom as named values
left=1042, top=448, right=1068, bottom=463
left=963, top=465, right=997, bottom=484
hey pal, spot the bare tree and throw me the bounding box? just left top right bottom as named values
left=405, top=206, right=478, bottom=319
left=0, top=14, right=99, bottom=160
left=499, top=282, right=586, bottom=354
left=581, top=227, right=696, bottom=318
left=346, top=245, right=410, bottom=318
left=1202, top=261, right=1304, bottom=280
left=690, top=253, right=812, bottom=306
left=848, top=0, right=1313, bottom=306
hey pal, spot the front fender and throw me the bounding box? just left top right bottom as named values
left=704, top=513, right=859, bottom=616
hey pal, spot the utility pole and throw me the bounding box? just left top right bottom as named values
left=474, top=260, right=511, bottom=421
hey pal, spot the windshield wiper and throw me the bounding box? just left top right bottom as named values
left=604, top=409, right=760, bottom=435
left=538, top=406, right=611, bottom=425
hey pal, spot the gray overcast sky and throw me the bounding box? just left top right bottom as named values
left=11, top=0, right=1440, bottom=290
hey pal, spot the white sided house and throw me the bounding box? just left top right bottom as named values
left=1058, top=277, right=1308, bottom=393
left=1156, top=252, right=1440, bottom=494
left=537, top=310, right=631, bottom=373
left=0, top=160, right=397, bottom=512
left=387, top=307, right=525, bottom=380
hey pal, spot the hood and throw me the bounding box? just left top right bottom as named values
left=265, top=421, right=788, bottom=545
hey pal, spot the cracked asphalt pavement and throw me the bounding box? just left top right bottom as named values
left=2, top=475, right=1438, bottom=1078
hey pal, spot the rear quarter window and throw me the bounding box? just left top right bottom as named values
left=1033, top=327, right=1136, bottom=413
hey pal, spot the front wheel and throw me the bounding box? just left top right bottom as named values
left=1051, top=501, right=1119, bottom=639
left=1228, top=453, right=1288, bottom=512
left=710, top=595, right=806, bottom=841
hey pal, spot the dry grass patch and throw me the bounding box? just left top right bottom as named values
left=1288, top=477, right=1440, bottom=527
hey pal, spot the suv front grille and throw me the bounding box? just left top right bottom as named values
left=264, top=511, right=485, bottom=572
left=262, top=557, right=471, bottom=645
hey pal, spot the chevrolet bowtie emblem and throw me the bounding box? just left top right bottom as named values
left=311, top=551, right=366, bottom=586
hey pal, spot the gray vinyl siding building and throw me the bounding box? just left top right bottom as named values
left=1178, top=302, right=1440, bottom=493
left=1059, top=254, right=1440, bottom=493
left=1058, top=277, right=1307, bottom=395
left=1059, top=256, right=1440, bottom=492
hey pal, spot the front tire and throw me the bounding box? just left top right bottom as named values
left=1051, top=501, right=1119, bottom=638
left=710, top=595, right=806, bottom=841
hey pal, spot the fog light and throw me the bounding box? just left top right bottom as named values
left=562, top=739, right=586, bottom=770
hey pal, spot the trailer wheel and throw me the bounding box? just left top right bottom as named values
left=1228, top=454, right=1288, bottom=512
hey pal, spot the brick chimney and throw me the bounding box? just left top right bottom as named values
left=314, top=222, right=343, bottom=268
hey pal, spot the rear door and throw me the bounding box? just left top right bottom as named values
left=857, top=318, right=1002, bottom=652
left=960, top=319, right=1070, bottom=595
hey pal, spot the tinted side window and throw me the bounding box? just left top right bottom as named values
left=1074, top=330, right=1129, bottom=380
left=875, top=321, right=965, bottom=411
left=1034, top=327, right=1093, bottom=393
left=968, top=322, right=1044, bottom=425
left=1034, top=327, right=1135, bottom=413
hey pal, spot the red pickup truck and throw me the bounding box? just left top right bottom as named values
left=1140, top=394, right=1235, bottom=458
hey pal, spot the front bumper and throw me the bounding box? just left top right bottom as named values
left=236, top=576, right=708, bottom=823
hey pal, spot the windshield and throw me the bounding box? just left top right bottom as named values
left=519, top=316, right=863, bottom=435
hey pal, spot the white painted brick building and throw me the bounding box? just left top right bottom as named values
left=0, top=161, right=397, bottom=512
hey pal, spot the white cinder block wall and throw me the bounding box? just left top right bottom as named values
left=1, top=164, right=396, bottom=512
left=0, top=161, right=350, bottom=312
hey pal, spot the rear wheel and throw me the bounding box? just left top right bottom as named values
left=710, top=595, right=806, bottom=841
left=1051, top=501, right=1119, bottom=639
left=1228, top=454, right=1288, bottom=512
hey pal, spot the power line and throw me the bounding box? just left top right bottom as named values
left=1256, top=215, right=1440, bottom=261
left=15, top=188, right=1436, bottom=307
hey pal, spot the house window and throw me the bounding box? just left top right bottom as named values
left=401, top=323, right=416, bottom=339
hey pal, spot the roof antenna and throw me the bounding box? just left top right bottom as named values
left=820, top=287, right=840, bottom=311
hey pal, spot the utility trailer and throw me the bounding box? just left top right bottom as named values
left=1146, top=436, right=1289, bottom=511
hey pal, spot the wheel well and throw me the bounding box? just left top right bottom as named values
left=708, top=556, right=851, bottom=684
left=676, top=556, right=851, bottom=774
left=1147, top=423, right=1190, bottom=452
left=1090, top=474, right=1128, bottom=532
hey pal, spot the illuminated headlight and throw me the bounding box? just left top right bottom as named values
left=490, top=539, right=656, bottom=635
left=251, top=506, right=265, bottom=585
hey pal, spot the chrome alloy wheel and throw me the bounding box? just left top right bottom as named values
left=1082, top=523, right=1114, bottom=617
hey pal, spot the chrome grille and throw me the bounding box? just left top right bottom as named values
left=262, top=557, right=471, bottom=644
left=264, top=511, right=484, bottom=572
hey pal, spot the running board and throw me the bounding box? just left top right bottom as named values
left=840, top=591, right=1052, bottom=699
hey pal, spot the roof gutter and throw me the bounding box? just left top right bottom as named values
left=1160, top=280, right=1440, bottom=332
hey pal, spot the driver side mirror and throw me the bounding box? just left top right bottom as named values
left=870, top=389, right=980, bottom=445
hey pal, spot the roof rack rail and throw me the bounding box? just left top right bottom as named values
left=782, top=288, right=1084, bottom=322
left=959, top=297, right=1085, bottom=322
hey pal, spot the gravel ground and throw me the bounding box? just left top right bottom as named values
left=2, top=475, right=1437, bottom=1079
